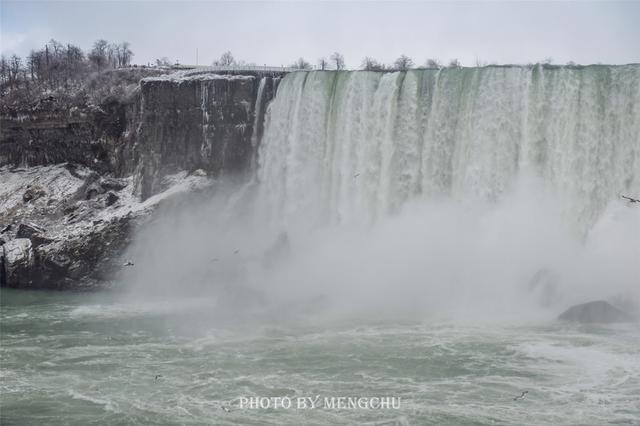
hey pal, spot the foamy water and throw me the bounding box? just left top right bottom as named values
left=2, top=288, right=639, bottom=425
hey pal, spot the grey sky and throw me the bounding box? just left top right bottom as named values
left=1, top=1, right=639, bottom=67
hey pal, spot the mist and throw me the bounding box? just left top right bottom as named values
left=116, top=171, right=639, bottom=331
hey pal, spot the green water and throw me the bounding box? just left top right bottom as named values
left=1, top=288, right=639, bottom=425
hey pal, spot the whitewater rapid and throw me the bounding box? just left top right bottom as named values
left=258, top=66, right=640, bottom=232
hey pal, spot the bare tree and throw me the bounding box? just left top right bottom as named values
left=424, top=58, right=441, bottom=69
left=330, top=52, right=345, bottom=70
left=27, top=50, right=41, bottom=80
left=291, top=57, right=312, bottom=70
left=155, top=57, right=172, bottom=67
left=48, top=39, right=64, bottom=56
left=0, top=55, right=8, bottom=83
left=0, top=37, right=137, bottom=94
left=448, top=58, right=461, bottom=68
left=318, top=57, right=329, bottom=70
left=9, top=54, right=21, bottom=85
left=393, top=54, right=414, bottom=71
left=117, top=42, right=133, bottom=67
left=214, top=51, right=235, bottom=67
left=361, top=57, right=385, bottom=71
left=89, top=39, right=109, bottom=69
left=107, top=43, right=118, bottom=68
left=44, top=39, right=64, bottom=85
left=65, top=43, right=85, bottom=79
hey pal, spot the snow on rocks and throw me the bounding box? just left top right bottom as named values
left=0, top=164, right=212, bottom=289
left=141, top=70, right=255, bottom=83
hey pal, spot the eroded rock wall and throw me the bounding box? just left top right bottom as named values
left=130, top=74, right=279, bottom=198
left=0, top=97, right=129, bottom=174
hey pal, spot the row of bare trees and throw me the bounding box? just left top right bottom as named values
left=0, top=39, right=134, bottom=89
left=209, top=50, right=557, bottom=72
left=215, top=51, right=566, bottom=71
left=355, top=55, right=461, bottom=71
left=88, top=40, right=133, bottom=70
left=292, top=53, right=461, bottom=71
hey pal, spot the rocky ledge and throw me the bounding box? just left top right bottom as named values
left=0, top=164, right=211, bottom=290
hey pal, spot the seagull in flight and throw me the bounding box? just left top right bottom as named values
left=123, top=260, right=134, bottom=267
left=513, top=391, right=528, bottom=401
left=154, top=375, right=163, bottom=381
left=621, top=195, right=640, bottom=203
left=221, top=406, right=231, bottom=413
left=233, top=249, right=239, bottom=254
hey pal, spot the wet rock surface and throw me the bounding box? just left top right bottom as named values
left=132, top=73, right=279, bottom=198
left=558, top=300, right=635, bottom=324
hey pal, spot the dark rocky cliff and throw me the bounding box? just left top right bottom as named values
left=0, top=96, right=129, bottom=174
left=0, top=69, right=283, bottom=289
left=129, top=73, right=279, bottom=198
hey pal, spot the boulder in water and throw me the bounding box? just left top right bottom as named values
left=558, top=300, right=635, bottom=323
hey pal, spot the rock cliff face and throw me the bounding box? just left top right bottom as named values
left=129, top=73, right=279, bottom=198
left=0, top=69, right=282, bottom=289
left=0, top=97, right=130, bottom=175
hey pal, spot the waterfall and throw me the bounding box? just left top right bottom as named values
left=257, top=66, right=640, bottom=232
left=250, top=77, right=268, bottom=170
left=200, top=81, right=212, bottom=160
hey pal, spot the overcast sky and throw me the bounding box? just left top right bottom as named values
left=2, top=1, right=639, bottom=68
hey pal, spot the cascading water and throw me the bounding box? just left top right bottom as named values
left=250, top=77, right=268, bottom=170
left=258, top=66, right=640, bottom=233
left=200, top=80, right=212, bottom=159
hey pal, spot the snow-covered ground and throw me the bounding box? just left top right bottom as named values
left=1, top=164, right=211, bottom=239
left=1, top=164, right=214, bottom=288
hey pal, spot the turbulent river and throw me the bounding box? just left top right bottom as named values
left=2, top=289, right=639, bottom=425
left=2, top=66, right=640, bottom=425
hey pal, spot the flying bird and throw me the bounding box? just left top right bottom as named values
left=233, top=249, right=239, bottom=254
left=513, top=391, right=528, bottom=401
left=154, top=375, right=163, bottom=380
left=221, top=406, right=231, bottom=413
left=621, top=195, right=640, bottom=203
left=123, top=260, right=135, bottom=267
left=354, top=173, right=360, bottom=178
